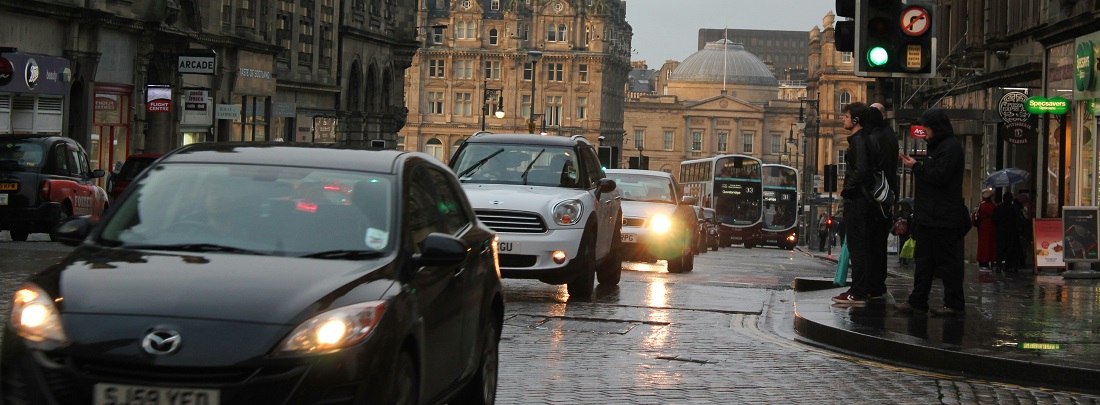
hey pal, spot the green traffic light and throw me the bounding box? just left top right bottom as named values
left=867, top=46, right=889, bottom=67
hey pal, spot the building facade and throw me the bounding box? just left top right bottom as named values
left=399, top=0, right=632, bottom=162
left=1, top=0, right=418, bottom=182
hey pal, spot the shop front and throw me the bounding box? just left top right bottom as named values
left=0, top=51, right=72, bottom=135
left=223, top=51, right=275, bottom=142
left=1069, top=35, right=1100, bottom=212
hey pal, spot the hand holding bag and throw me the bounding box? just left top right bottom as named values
left=899, top=238, right=916, bottom=260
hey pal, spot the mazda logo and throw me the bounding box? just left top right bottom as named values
left=142, top=330, right=182, bottom=355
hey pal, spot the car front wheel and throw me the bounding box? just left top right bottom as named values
left=456, top=314, right=499, bottom=404
left=596, top=216, right=623, bottom=286
left=567, top=230, right=596, bottom=299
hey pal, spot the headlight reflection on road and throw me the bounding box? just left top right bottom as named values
left=643, top=281, right=670, bottom=350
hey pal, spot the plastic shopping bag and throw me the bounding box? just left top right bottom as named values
left=899, top=238, right=916, bottom=260
left=833, top=241, right=850, bottom=286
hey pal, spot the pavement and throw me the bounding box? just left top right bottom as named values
left=791, top=239, right=1100, bottom=395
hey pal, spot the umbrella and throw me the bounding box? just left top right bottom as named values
left=983, top=168, right=1029, bottom=188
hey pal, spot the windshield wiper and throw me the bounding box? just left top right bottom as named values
left=457, top=148, right=505, bottom=179
left=126, top=243, right=265, bottom=255
left=520, top=148, right=546, bottom=185
left=300, top=249, right=384, bottom=260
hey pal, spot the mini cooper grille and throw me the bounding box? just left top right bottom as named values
left=623, top=218, right=646, bottom=227
left=476, top=210, right=547, bottom=233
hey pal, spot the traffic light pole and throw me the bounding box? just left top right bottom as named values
left=828, top=191, right=834, bottom=257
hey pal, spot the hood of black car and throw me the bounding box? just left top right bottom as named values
left=40, top=247, right=396, bottom=325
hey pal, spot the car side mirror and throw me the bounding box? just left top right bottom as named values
left=53, top=216, right=94, bottom=247
left=90, top=169, right=106, bottom=179
left=595, top=178, right=616, bottom=198
left=681, top=196, right=698, bottom=205
left=412, top=233, right=469, bottom=267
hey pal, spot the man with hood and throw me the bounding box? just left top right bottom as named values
left=867, top=102, right=899, bottom=296
left=896, top=108, right=972, bottom=316
left=832, top=102, right=878, bottom=305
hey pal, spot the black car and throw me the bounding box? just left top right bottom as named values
left=0, top=134, right=109, bottom=241
left=1, top=143, right=504, bottom=405
left=105, top=153, right=163, bottom=201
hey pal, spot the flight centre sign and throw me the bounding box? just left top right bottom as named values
left=177, top=53, right=217, bottom=75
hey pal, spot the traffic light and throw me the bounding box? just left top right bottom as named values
left=835, top=0, right=855, bottom=53
left=855, top=0, right=937, bottom=78
left=826, top=217, right=833, bottom=229
left=824, top=164, right=838, bottom=193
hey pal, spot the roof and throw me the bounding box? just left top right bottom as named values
left=163, top=142, right=411, bottom=174
left=669, top=39, right=778, bottom=86
left=465, top=133, right=591, bottom=147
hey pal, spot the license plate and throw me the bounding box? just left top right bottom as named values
left=621, top=233, right=636, bottom=243
left=730, top=236, right=742, bottom=241
left=498, top=241, right=519, bottom=252
left=0, top=194, right=7, bottom=206
left=94, top=383, right=220, bottom=405
left=0, top=182, right=16, bottom=191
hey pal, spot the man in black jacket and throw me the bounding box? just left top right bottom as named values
left=867, top=103, right=899, bottom=298
left=896, top=108, right=972, bottom=316
left=832, top=102, right=877, bottom=305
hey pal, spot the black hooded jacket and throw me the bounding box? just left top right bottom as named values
left=911, top=108, right=970, bottom=234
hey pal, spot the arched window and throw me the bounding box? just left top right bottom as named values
left=489, top=28, right=498, bottom=45
left=425, top=138, right=444, bottom=161
left=452, top=138, right=464, bottom=161
left=838, top=91, right=851, bottom=113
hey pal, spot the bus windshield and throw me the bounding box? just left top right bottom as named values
left=763, top=165, right=798, bottom=230
left=713, top=156, right=762, bottom=226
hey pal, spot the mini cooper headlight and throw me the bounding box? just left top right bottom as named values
left=277, top=301, right=386, bottom=354
left=552, top=199, right=584, bottom=226
left=10, top=283, right=68, bottom=349
left=649, top=214, right=672, bottom=234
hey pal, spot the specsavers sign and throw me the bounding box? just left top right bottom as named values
left=1025, top=96, right=1069, bottom=115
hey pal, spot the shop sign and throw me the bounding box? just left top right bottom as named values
left=0, top=52, right=71, bottom=95
left=909, top=125, right=927, bottom=139
left=184, top=90, right=208, bottom=111
left=1077, top=41, right=1095, bottom=91
left=1033, top=218, right=1066, bottom=269
left=1025, top=96, right=1069, bottom=115
left=313, top=116, right=338, bottom=143
left=272, top=102, right=296, bottom=117
left=178, top=54, right=217, bottom=75
left=1062, top=206, right=1099, bottom=262
left=94, top=95, right=118, bottom=111
left=997, top=91, right=1037, bottom=145
left=146, top=84, right=172, bottom=113
left=216, top=104, right=241, bottom=120
left=0, top=57, right=12, bottom=87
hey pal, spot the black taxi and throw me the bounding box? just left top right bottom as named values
left=0, top=134, right=109, bottom=241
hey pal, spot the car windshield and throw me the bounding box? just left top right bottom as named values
left=453, top=144, right=580, bottom=187
left=98, top=163, right=394, bottom=257
left=606, top=173, right=674, bottom=204
left=0, top=140, right=46, bottom=169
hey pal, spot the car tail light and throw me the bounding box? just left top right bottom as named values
left=39, top=180, right=51, bottom=200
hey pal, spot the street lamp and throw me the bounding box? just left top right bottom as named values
left=786, top=123, right=799, bottom=166
left=480, top=79, right=504, bottom=131
left=796, top=98, right=820, bottom=248
left=527, top=50, right=543, bottom=134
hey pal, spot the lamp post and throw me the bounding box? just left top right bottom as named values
left=526, top=50, right=543, bottom=134
left=796, top=97, right=819, bottom=247
left=787, top=124, right=799, bottom=167
left=480, top=79, right=504, bottom=132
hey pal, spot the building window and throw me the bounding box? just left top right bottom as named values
left=837, top=149, right=847, bottom=175
left=522, top=94, right=532, bottom=118
left=429, top=59, right=446, bottom=78
left=838, top=91, right=851, bottom=112
left=691, top=131, right=702, bottom=151
left=742, top=132, right=754, bottom=153
left=664, top=130, right=674, bottom=150
left=425, top=138, right=444, bottom=161
left=717, top=131, right=728, bottom=152
left=455, top=60, right=473, bottom=79
left=578, top=64, right=589, bottom=82
left=319, top=24, right=333, bottom=68
left=484, top=61, right=500, bottom=80
left=576, top=97, right=587, bottom=120
left=456, top=20, right=477, bottom=40
left=771, top=133, right=782, bottom=154
left=431, top=26, right=444, bottom=44
left=491, top=0, right=500, bottom=10
left=428, top=91, right=444, bottom=114
left=842, top=52, right=852, bottom=63
left=453, top=92, right=472, bottom=116
left=298, top=16, right=314, bottom=66
left=547, top=63, right=564, bottom=82
left=489, top=28, right=498, bottom=45
left=585, top=25, right=591, bottom=45
left=633, top=130, right=645, bottom=149
left=523, top=62, right=533, bottom=80
left=522, top=23, right=529, bottom=41
left=545, top=95, right=562, bottom=126
left=547, top=24, right=567, bottom=42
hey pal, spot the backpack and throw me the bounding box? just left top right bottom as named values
left=865, top=129, right=895, bottom=205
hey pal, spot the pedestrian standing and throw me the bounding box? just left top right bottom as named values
left=895, top=108, right=972, bottom=317
left=866, top=102, right=899, bottom=298
left=818, top=213, right=830, bottom=252
left=974, top=189, right=997, bottom=271
left=893, top=204, right=913, bottom=265
left=832, top=102, right=879, bottom=305
left=993, top=191, right=1024, bottom=273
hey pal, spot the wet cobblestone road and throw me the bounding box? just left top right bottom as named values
left=3, top=231, right=1099, bottom=403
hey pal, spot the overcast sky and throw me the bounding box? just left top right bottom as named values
left=625, top=0, right=838, bottom=65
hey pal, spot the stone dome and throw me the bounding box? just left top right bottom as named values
left=669, top=39, right=778, bottom=86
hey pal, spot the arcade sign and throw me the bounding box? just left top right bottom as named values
left=178, top=53, right=217, bottom=75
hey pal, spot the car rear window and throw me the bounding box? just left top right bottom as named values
left=0, top=140, right=46, bottom=169
left=116, top=158, right=156, bottom=181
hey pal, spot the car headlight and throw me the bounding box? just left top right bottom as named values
left=10, top=283, right=68, bottom=349
left=552, top=199, right=584, bottom=226
left=649, top=214, right=672, bottom=234
left=276, top=301, right=386, bottom=354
